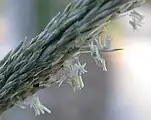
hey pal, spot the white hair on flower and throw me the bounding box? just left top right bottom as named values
left=16, top=95, right=51, bottom=116
left=129, top=10, right=144, bottom=30
left=67, top=59, right=87, bottom=91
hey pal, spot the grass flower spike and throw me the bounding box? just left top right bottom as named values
left=0, top=0, right=145, bottom=115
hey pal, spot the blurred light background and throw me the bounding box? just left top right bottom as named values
left=0, top=0, right=151, bottom=120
